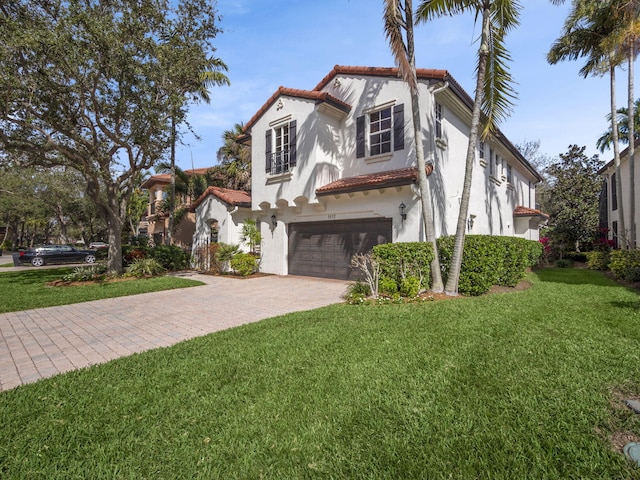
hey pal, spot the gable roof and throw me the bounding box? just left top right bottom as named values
left=190, top=186, right=252, bottom=212
left=141, top=167, right=214, bottom=189
left=316, top=166, right=433, bottom=196
left=241, top=87, right=352, bottom=135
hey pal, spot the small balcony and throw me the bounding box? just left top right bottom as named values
left=266, top=150, right=291, bottom=175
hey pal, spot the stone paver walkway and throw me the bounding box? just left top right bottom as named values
left=0, top=273, right=348, bottom=391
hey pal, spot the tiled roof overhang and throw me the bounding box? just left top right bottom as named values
left=513, top=206, right=549, bottom=220
left=190, top=186, right=252, bottom=212
left=316, top=166, right=433, bottom=197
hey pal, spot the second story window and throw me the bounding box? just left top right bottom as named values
left=369, top=107, right=392, bottom=155
left=265, top=120, right=297, bottom=175
left=356, top=103, right=404, bottom=159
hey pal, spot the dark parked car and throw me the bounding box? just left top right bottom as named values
left=19, top=245, right=97, bottom=267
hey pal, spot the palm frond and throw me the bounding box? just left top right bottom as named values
left=383, top=0, right=416, bottom=91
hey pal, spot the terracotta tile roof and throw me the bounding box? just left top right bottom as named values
left=242, top=87, right=351, bottom=134
left=313, top=65, right=450, bottom=91
left=141, top=167, right=215, bottom=189
left=513, top=206, right=549, bottom=220
left=316, top=166, right=433, bottom=196
left=190, top=186, right=252, bottom=211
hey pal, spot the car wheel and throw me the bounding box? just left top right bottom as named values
left=85, top=254, right=96, bottom=264
left=31, top=257, right=45, bottom=267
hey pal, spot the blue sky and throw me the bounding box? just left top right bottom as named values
left=176, top=0, right=633, bottom=171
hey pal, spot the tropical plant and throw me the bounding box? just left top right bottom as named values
left=230, top=252, right=258, bottom=276
left=126, top=258, right=166, bottom=278
left=383, top=0, right=443, bottom=292
left=596, top=99, right=640, bottom=151
left=416, top=0, right=521, bottom=296
left=240, top=219, right=261, bottom=254
left=215, top=243, right=240, bottom=272
left=548, top=0, right=638, bottom=248
left=213, top=123, right=252, bottom=192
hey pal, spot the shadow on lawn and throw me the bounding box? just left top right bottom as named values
left=535, top=266, right=640, bottom=297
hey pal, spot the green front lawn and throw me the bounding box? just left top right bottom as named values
left=1, top=269, right=639, bottom=478
left=0, top=267, right=203, bottom=313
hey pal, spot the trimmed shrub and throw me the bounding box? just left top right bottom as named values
left=585, top=251, right=609, bottom=270
left=609, top=250, right=640, bottom=280
left=400, top=275, right=421, bottom=298
left=566, top=252, right=588, bottom=263
left=372, top=242, right=434, bottom=291
left=149, top=245, right=189, bottom=271
left=438, top=235, right=542, bottom=296
left=230, top=252, right=258, bottom=276
left=378, top=276, right=399, bottom=296
left=555, top=259, right=573, bottom=268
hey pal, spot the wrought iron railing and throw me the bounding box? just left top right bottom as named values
left=266, top=149, right=290, bottom=175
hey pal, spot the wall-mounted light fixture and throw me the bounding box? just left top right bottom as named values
left=467, top=214, right=476, bottom=231
left=271, top=214, right=277, bottom=228
left=399, top=202, right=407, bottom=221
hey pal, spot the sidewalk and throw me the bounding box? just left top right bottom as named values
left=0, top=273, right=348, bottom=392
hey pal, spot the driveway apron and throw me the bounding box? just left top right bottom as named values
left=0, top=274, right=348, bottom=392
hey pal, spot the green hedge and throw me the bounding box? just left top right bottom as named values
left=437, top=235, right=543, bottom=296
left=122, top=244, right=189, bottom=271
left=585, top=251, right=609, bottom=270
left=608, top=250, right=640, bottom=281
left=372, top=242, right=434, bottom=292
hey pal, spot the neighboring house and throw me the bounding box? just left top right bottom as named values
left=598, top=139, right=640, bottom=248
left=195, top=65, right=546, bottom=280
left=191, top=186, right=252, bottom=248
left=141, top=167, right=213, bottom=247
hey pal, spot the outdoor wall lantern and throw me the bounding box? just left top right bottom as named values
left=271, top=214, right=277, bottom=228
left=399, top=202, right=407, bottom=221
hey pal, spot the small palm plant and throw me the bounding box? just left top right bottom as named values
left=240, top=219, right=261, bottom=255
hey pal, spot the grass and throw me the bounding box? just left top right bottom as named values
left=0, top=267, right=203, bottom=313
left=1, top=268, right=640, bottom=478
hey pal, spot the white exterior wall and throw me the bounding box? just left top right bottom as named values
left=602, top=148, right=640, bottom=246
left=192, top=195, right=251, bottom=250
left=247, top=71, right=542, bottom=276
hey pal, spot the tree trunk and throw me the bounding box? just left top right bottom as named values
left=404, top=0, right=444, bottom=292
left=167, top=115, right=176, bottom=246
left=628, top=46, right=635, bottom=247
left=104, top=183, right=124, bottom=273
left=444, top=3, right=490, bottom=296
left=611, top=63, right=626, bottom=248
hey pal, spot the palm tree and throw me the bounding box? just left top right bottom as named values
left=548, top=0, right=629, bottom=247
left=596, top=99, right=640, bottom=152
left=165, top=55, right=230, bottom=245
left=383, top=0, right=444, bottom=292
left=214, top=123, right=252, bottom=192
left=416, top=0, right=521, bottom=296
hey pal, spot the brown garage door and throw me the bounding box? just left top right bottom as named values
left=288, top=218, right=392, bottom=280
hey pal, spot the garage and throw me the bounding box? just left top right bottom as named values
left=288, top=218, right=392, bottom=280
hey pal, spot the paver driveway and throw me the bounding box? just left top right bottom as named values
left=0, top=273, right=348, bottom=392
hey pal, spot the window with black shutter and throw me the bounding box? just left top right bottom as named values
left=265, top=120, right=297, bottom=175
left=355, top=103, right=405, bottom=159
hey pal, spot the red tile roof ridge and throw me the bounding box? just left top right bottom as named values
left=313, top=65, right=449, bottom=91
left=242, top=86, right=351, bottom=134
left=190, top=186, right=251, bottom=212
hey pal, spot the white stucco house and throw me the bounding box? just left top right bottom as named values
left=598, top=139, right=640, bottom=247
left=193, top=65, right=546, bottom=280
